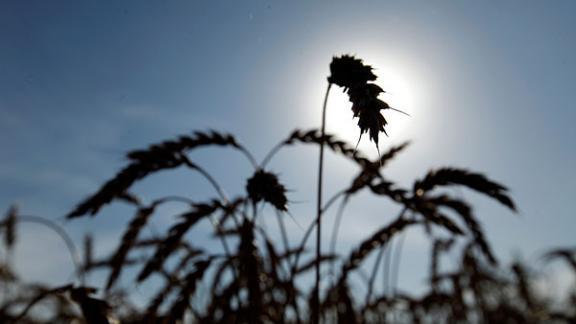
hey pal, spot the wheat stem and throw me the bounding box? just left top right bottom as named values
left=364, top=208, right=407, bottom=304
left=314, top=82, right=332, bottom=323
left=328, top=194, right=349, bottom=280
left=17, top=216, right=83, bottom=285
left=390, top=225, right=407, bottom=297
left=237, top=145, right=259, bottom=169
left=275, top=210, right=291, bottom=264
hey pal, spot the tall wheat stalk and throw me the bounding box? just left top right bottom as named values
left=314, top=82, right=332, bottom=324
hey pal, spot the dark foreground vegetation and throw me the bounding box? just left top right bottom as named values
left=1, top=56, right=575, bottom=323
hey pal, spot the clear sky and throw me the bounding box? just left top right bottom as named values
left=1, top=0, right=576, bottom=299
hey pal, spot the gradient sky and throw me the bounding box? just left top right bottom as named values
left=1, top=0, right=576, bottom=300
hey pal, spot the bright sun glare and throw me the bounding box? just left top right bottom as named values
left=324, top=60, right=416, bottom=156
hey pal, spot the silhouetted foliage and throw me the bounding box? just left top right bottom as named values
left=1, top=55, right=574, bottom=324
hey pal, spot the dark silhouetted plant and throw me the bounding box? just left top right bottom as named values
left=1, top=55, right=574, bottom=324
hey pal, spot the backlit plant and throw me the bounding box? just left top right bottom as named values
left=0, top=55, right=574, bottom=324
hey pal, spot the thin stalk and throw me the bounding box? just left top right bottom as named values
left=260, top=141, right=286, bottom=169
left=152, top=195, right=197, bottom=206
left=17, top=216, right=83, bottom=285
left=237, top=145, right=259, bottom=170
left=181, top=158, right=242, bottom=284
left=328, top=194, right=349, bottom=280
left=390, top=229, right=407, bottom=296
left=383, top=208, right=407, bottom=296
left=290, top=215, right=317, bottom=274
left=183, top=158, right=228, bottom=204
left=314, top=82, right=332, bottom=324
left=364, top=208, right=408, bottom=304
left=182, top=157, right=241, bottom=227
left=365, top=241, right=387, bottom=305
left=284, top=190, right=345, bottom=275
left=275, top=210, right=291, bottom=264
left=321, top=189, right=346, bottom=214
left=382, top=237, right=393, bottom=296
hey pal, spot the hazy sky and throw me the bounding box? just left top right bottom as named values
left=1, top=0, right=575, bottom=298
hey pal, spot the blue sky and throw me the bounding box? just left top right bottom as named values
left=1, top=0, right=576, bottom=299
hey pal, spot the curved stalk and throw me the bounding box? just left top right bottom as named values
left=390, top=228, right=407, bottom=297
left=16, top=215, right=83, bottom=285
left=237, top=145, right=259, bottom=170
left=152, top=195, right=197, bottom=206
left=182, top=158, right=228, bottom=205
left=314, top=82, right=332, bottom=323
left=181, top=158, right=241, bottom=280
left=260, top=141, right=285, bottom=169
left=365, top=208, right=408, bottom=304
left=321, top=189, right=346, bottom=214
left=365, top=241, right=387, bottom=306
left=275, top=210, right=291, bottom=262
left=328, top=194, right=350, bottom=280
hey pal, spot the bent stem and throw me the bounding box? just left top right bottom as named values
left=328, top=194, right=349, bottom=280
left=364, top=207, right=408, bottom=306
left=314, top=82, right=332, bottom=323
left=18, top=215, right=83, bottom=285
